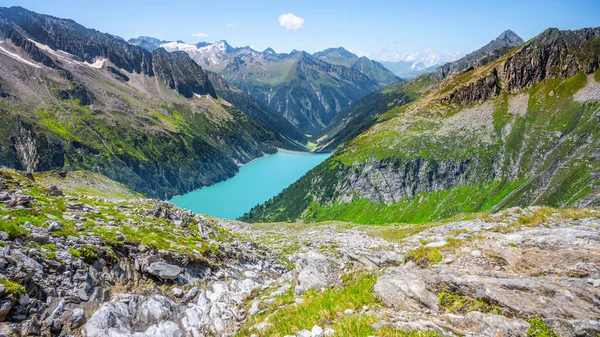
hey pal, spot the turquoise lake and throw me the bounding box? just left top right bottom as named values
left=170, top=151, right=331, bottom=219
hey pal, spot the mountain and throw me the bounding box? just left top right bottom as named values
left=158, top=41, right=396, bottom=134
left=205, top=71, right=308, bottom=149
left=313, top=47, right=401, bottom=87
left=315, top=30, right=526, bottom=152
left=429, top=29, right=524, bottom=81
left=241, top=27, right=600, bottom=224
left=0, top=6, right=285, bottom=198
left=380, top=61, right=441, bottom=79
left=128, top=36, right=171, bottom=51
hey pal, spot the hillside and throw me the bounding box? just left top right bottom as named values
left=157, top=41, right=395, bottom=134
left=241, top=27, right=600, bottom=224
left=0, top=167, right=598, bottom=336
left=0, top=6, right=287, bottom=198
left=315, top=30, right=525, bottom=152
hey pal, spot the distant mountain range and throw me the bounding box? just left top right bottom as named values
left=129, top=38, right=402, bottom=134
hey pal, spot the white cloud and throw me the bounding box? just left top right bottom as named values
left=191, top=32, right=209, bottom=38
left=371, top=44, right=464, bottom=68
left=227, top=23, right=234, bottom=28
left=278, top=13, right=304, bottom=31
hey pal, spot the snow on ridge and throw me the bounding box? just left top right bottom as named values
left=84, top=58, right=106, bottom=69
left=0, top=41, right=41, bottom=68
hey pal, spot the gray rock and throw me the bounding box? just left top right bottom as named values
left=69, top=308, right=87, bottom=329
left=297, top=329, right=312, bottom=337
left=46, top=220, right=64, bottom=232
left=374, top=262, right=439, bottom=312
left=171, top=288, right=184, bottom=298
left=324, top=328, right=336, bottom=336
left=295, top=252, right=340, bottom=294
left=311, top=325, right=324, bottom=337
left=29, top=233, right=49, bottom=244
left=146, top=262, right=183, bottom=280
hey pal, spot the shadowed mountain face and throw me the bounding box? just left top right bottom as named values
left=0, top=6, right=296, bottom=198
left=150, top=40, right=400, bottom=134
left=242, top=27, right=600, bottom=224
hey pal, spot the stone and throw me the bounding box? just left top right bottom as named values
left=171, top=288, right=184, bottom=298
left=470, top=250, right=482, bottom=257
left=344, top=309, right=354, bottom=315
left=145, top=262, right=183, bottom=280
left=311, top=325, right=323, bottom=337
left=46, top=220, right=64, bottom=232
left=297, top=329, right=312, bottom=337
left=69, top=308, right=87, bottom=329
left=374, top=263, right=440, bottom=312
left=294, top=252, right=340, bottom=294
left=324, top=329, right=336, bottom=336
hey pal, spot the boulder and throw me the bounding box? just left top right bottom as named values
left=311, top=325, right=323, bottom=337
left=294, top=252, right=341, bottom=294
left=146, top=262, right=182, bottom=280
left=46, top=220, right=63, bottom=232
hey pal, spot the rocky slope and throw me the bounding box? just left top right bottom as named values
left=0, top=168, right=598, bottom=336
left=156, top=41, right=393, bottom=134
left=242, top=27, right=600, bottom=224
left=0, top=6, right=293, bottom=199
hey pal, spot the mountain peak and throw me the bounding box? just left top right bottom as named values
left=495, top=29, right=524, bottom=45
left=313, top=47, right=357, bottom=59
left=264, top=47, right=276, bottom=54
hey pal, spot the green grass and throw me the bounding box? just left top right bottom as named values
left=0, top=221, right=28, bottom=239
left=438, top=292, right=502, bottom=315
left=527, top=318, right=559, bottom=337
left=406, top=246, right=442, bottom=267
left=236, top=273, right=378, bottom=337
left=237, top=273, right=442, bottom=337
left=69, top=248, right=81, bottom=258
left=0, top=276, right=26, bottom=296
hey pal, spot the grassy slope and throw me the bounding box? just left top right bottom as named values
left=241, top=64, right=600, bottom=224
left=0, top=168, right=230, bottom=258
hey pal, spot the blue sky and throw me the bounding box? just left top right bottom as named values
left=4, top=0, right=600, bottom=65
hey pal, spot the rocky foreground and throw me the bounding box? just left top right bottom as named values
left=0, top=169, right=599, bottom=337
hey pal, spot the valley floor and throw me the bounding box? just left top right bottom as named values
left=0, top=169, right=598, bottom=337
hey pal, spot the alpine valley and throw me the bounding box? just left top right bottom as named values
left=0, top=4, right=599, bottom=337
